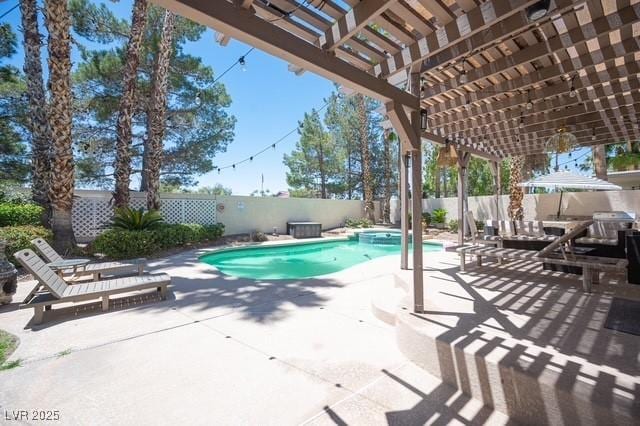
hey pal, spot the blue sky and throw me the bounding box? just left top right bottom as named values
left=1, top=0, right=591, bottom=195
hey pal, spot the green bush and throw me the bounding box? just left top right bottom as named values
left=345, top=217, right=373, bottom=228
left=421, top=212, right=431, bottom=227
left=251, top=231, right=268, bottom=242
left=448, top=219, right=459, bottom=233
left=0, top=225, right=52, bottom=265
left=92, top=223, right=226, bottom=259
left=0, top=203, right=43, bottom=227
left=431, top=208, right=447, bottom=224
left=92, top=229, right=160, bottom=259
left=475, top=220, right=485, bottom=231
left=110, top=207, right=164, bottom=230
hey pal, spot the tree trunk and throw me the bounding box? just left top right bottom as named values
left=45, top=0, right=76, bottom=253
left=508, top=156, right=525, bottom=220
left=356, top=94, right=375, bottom=222
left=113, top=0, right=149, bottom=208
left=145, top=10, right=175, bottom=211
left=382, top=129, right=392, bottom=223
left=20, top=0, right=52, bottom=223
left=442, top=168, right=447, bottom=197
left=318, top=138, right=326, bottom=199
left=434, top=167, right=441, bottom=198
left=593, top=145, right=608, bottom=180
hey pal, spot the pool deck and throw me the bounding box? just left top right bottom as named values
left=1, top=241, right=638, bottom=424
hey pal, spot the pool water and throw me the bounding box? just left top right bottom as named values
left=201, top=234, right=441, bottom=280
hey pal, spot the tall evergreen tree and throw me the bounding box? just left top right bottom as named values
left=0, top=24, right=30, bottom=184
left=283, top=110, right=343, bottom=198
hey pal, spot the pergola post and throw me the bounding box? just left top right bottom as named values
left=399, top=150, right=409, bottom=270
left=489, top=160, right=502, bottom=220
left=385, top=74, right=423, bottom=312
left=456, top=151, right=470, bottom=245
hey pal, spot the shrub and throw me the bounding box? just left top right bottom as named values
left=431, top=208, right=447, bottom=224
left=448, top=219, right=459, bottom=233
left=421, top=212, right=431, bottom=227
left=110, top=207, right=163, bottom=230
left=92, top=223, right=225, bottom=259
left=0, top=203, right=43, bottom=227
left=203, top=223, right=225, bottom=240
left=251, top=231, right=268, bottom=242
left=345, top=217, right=373, bottom=228
left=0, top=225, right=52, bottom=265
left=92, top=229, right=160, bottom=259
left=475, top=220, right=485, bottom=231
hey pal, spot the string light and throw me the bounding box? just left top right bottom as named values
left=526, top=91, right=533, bottom=110
left=213, top=101, right=330, bottom=174
left=591, top=127, right=596, bottom=140
left=239, top=56, right=247, bottom=72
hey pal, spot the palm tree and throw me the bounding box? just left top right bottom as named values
left=145, top=10, right=175, bottom=210
left=20, top=0, right=52, bottom=220
left=45, top=0, right=76, bottom=252
left=508, top=156, right=524, bottom=220
left=113, top=0, right=150, bottom=208
left=356, top=94, right=375, bottom=222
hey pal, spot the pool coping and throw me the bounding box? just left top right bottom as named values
left=197, top=229, right=448, bottom=261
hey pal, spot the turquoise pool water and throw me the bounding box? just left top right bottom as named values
left=200, top=232, right=441, bottom=280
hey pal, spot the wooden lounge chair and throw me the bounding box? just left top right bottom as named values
left=16, top=249, right=170, bottom=325
left=457, top=221, right=628, bottom=292
left=31, top=238, right=145, bottom=280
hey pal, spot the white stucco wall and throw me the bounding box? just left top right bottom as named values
left=213, top=195, right=380, bottom=235
left=390, top=190, right=640, bottom=223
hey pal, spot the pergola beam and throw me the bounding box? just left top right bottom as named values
left=320, top=0, right=396, bottom=51
left=422, top=4, right=640, bottom=100
left=427, top=47, right=640, bottom=115
left=154, top=0, right=419, bottom=109
left=430, top=72, right=640, bottom=128
left=376, top=0, right=569, bottom=78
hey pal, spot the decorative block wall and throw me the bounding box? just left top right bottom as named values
left=72, top=191, right=217, bottom=242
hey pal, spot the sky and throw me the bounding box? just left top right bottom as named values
left=1, top=0, right=593, bottom=196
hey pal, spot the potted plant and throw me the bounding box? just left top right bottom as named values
left=431, top=209, right=447, bottom=229
left=0, top=240, right=18, bottom=304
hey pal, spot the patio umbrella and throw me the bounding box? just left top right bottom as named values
left=519, top=170, right=622, bottom=219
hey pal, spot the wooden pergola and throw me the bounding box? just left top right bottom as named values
left=152, top=0, right=640, bottom=312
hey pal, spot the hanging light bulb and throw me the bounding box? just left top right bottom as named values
left=249, top=156, right=253, bottom=162
left=591, top=128, right=596, bottom=141
left=239, top=56, right=246, bottom=72
left=458, top=58, right=468, bottom=84
left=569, top=84, right=576, bottom=98
left=568, top=152, right=572, bottom=158
left=526, top=92, right=533, bottom=110
left=519, top=116, right=525, bottom=128
left=195, top=92, right=202, bottom=106
left=272, top=143, right=276, bottom=149
left=464, top=97, right=471, bottom=110
left=232, top=164, right=236, bottom=169
left=218, top=168, right=221, bottom=174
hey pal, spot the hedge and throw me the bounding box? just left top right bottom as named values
left=0, top=225, right=53, bottom=265
left=92, top=223, right=225, bottom=259
left=0, top=203, right=44, bottom=227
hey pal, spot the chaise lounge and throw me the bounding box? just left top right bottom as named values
left=31, top=238, right=146, bottom=280
left=16, top=249, right=171, bottom=325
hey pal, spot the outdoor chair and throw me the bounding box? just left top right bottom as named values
left=465, top=212, right=501, bottom=247
left=31, top=238, right=146, bottom=280
left=573, top=221, right=634, bottom=258
left=15, top=249, right=170, bottom=325
left=457, top=220, right=628, bottom=293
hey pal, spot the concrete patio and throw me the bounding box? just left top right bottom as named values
left=1, top=246, right=638, bottom=424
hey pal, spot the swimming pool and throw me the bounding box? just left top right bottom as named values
left=200, top=231, right=442, bottom=280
